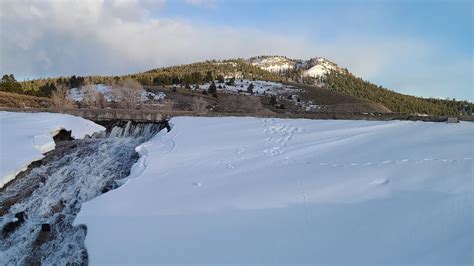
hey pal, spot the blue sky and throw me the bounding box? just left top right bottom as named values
left=1, top=0, right=472, bottom=100
left=161, top=0, right=473, bottom=100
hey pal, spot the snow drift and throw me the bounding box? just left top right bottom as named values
left=75, top=117, right=473, bottom=265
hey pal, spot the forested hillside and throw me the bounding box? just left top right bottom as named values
left=2, top=57, right=472, bottom=116
left=324, top=72, right=472, bottom=116
left=141, top=59, right=282, bottom=86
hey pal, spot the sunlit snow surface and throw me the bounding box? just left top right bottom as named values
left=0, top=112, right=104, bottom=188
left=76, top=117, right=473, bottom=265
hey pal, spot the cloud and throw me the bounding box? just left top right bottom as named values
left=184, top=0, right=217, bottom=8
left=1, top=0, right=470, bottom=100
left=0, top=0, right=429, bottom=80
left=0, top=0, right=313, bottom=78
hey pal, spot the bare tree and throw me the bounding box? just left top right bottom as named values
left=96, top=93, right=107, bottom=109
left=192, top=97, right=208, bottom=115
left=82, top=84, right=99, bottom=108
left=51, top=84, right=74, bottom=108
left=111, top=78, right=143, bottom=109
left=160, top=99, right=174, bottom=119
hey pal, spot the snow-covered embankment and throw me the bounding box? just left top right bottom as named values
left=1, top=115, right=164, bottom=265
left=76, top=117, right=473, bottom=265
left=0, top=112, right=105, bottom=188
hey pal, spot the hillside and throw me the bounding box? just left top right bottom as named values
left=323, top=72, right=469, bottom=116
left=0, top=91, right=53, bottom=108
left=284, top=82, right=391, bottom=113
left=3, top=56, right=472, bottom=116
left=248, top=56, right=472, bottom=116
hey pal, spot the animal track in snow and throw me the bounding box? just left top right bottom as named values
left=226, top=162, right=235, bottom=169
left=313, top=157, right=472, bottom=169
left=262, top=119, right=301, bottom=157
left=236, top=147, right=246, bottom=159
left=263, top=146, right=285, bottom=156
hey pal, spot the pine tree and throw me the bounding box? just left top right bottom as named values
left=208, top=81, right=217, bottom=94
left=0, top=74, right=22, bottom=93
left=226, top=77, right=235, bottom=86
left=247, top=83, right=254, bottom=94
left=205, top=71, right=214, bottom=83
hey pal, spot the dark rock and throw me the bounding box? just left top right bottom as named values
left=41, top=223, right=51, bottom=232
left=53, top=129, right=73, bottom=143
left=164, top=121, right=171, bottom=132
left=2, top=212, right=26, bottom=237
left=15, top=212, right=25, bottom=223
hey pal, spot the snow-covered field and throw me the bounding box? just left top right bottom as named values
left=75, top=117, right=473, bottom=265
left=0, top=112, right=104, bottom=188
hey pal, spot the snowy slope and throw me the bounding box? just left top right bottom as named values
left=75, top=117, right=473, bottom=265
left=249, top=56, right=343, bottom=79
left=70, top=84, right=113, bottom=102
left=301, top=57, right=338, bottom=78
left=250, top=56, right=296, bottom=72
left=70, top=84, right=165, bottom=102
left=0, top=112, right=104, bottom=188
left=198, top=79, right=298, bottom=95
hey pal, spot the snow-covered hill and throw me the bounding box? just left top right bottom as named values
left=75, top=117, right=473, bottom=265
left=249, top=55, right=344, bottom=78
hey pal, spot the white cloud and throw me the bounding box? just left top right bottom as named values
left=0, top=0, right=313, bottom=78
left=0, top=0, right=436, bottom=80
left=185, top=0, right=217, bottom=8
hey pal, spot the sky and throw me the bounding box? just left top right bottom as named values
left=0, top=0, right=472, bottom=101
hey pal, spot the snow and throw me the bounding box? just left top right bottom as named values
left=70, top=84, right=165, bottom=103
left=0, top=112, right=104, bottom=188
left=302, top=64, right=330, bottom=77
left=75, top=117, right=473, bottom=265
left=250, top=56, right=341, bottom=79
left=70, top=84, right=114, bottom=102
left=250, top=56, right=295, bottom=73
left=141, top=91, right=166, bottom=102
left=198, top=79, right=298, bottom=95
left=302, top=59, right=337, bottom=78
